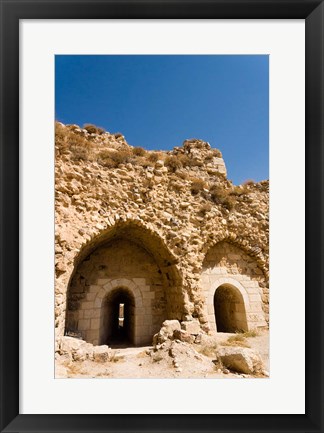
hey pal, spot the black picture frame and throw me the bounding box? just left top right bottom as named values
left=0, top=1, right=323, bottom=432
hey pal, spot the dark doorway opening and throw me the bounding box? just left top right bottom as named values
left=100, top=288, right=135, bottom=347
left=214, top=284, right=248, bottom=332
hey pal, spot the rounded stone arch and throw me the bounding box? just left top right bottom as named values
left=208, top=278, right=249, bottom=333
left=97, top=278, right=144, bottom=308
left=207, top=277, right=251, bottom=313
left=95, top=278, right=143, bottom=346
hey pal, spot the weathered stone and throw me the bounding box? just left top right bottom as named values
left=216, top=347, right=264, bottom=374
left=153, top=320, right=181, bottom=345
left=93, top=345, right=110, bottom=363
left=59, top=336, right=85, bottom=354
left=161, top=320, right=181, bottom=336
left=173, top=329, right=195, bottom=344
left=73, top=342, right=94, bottom=361
left=181, top=319, right=201, bottom=335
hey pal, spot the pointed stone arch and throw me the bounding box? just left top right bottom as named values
left=201, top=241, right=267, bottom=332
left=64, top=220, right=184, bottom=345
left=200, top=232, right=268, bottom=280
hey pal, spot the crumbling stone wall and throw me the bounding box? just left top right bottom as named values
left=55, top=122, right=269, bottom=345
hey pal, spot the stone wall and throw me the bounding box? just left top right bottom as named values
left=200, top=241, right=268, bottom=332
left=55, top=122, right=269, bottom=345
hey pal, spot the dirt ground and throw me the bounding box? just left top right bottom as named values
left=56, top=329, right=269, bottom=379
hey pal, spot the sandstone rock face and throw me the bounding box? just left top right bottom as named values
left=54, top=123, right=269, bottom=347
left=216, top=346, right=264, bottom=374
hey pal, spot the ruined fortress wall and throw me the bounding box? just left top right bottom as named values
left=55, top=123, right=269, bottom=344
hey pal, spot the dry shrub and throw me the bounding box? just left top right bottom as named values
left=55, top=123, right=96, bottom=161
left=148, top=152, right=161, bottom=163
left=136, top=157, right=154, bottom=168
left=231, top=186, right=245, bottom=196
left=178, top=154, right=203, bottom=168
left=190, top=178, right=206, bottom=195
left=66, top=124, right=80, bottom=131
left=241, top=329, right=259, bottom=338
left=165, top=155, right=182, bottom=172
left=198, top=203, right=212, bottom=216
left=222, top=340, right=251, bottom=348
left=204, top=154, right=214, bottom=162
left=84, top=124, right=105, bottom=135
left=210, top=184, right=236, bottom=210
left=98, top=157, right=117, bottom=169
left=196, top=340, right=218, bottom=358
left=224, top=196, right=236, bottom=210
left=243, top=179, right=255, bottom=186
left=164, top=154, right=202, bottom=172
left=70, top=145, right=90, bottom=162
left=112, top=149, right=132, bottom=165
left=221, top=330, right=259, bottom=349
left=98, top=150, right=118, bottom=168
left=177, top=171, right=189, bottom=180
left=55, top=122, right=67, bottom=144
left=110, top=352, right=124, bottom=363
left=68, top=133, right=91, bottom=148
left=169, top=179, right=183, bottom=192
left=55, top=123, right=72, bottom=152
left=228, top=334, right=245, bottom=342
left=221, top=334, right=251, bottom=348
left=98, top=149, right=132, bottom=168
left=132, top=146, right=147, bottom=157
left=66, top=363, right=82, bottom=376
left=177, top=154, right=191, bottom=166
left=229, top=180, right=255, bottom=198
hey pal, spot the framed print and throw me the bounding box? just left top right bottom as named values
left=0, top=0, right=323, bottom=432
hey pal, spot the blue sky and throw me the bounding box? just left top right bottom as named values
left=55, top=55, right=268, bottom=185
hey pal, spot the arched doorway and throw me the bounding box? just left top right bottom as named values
left=214, top=284, right=248, bottom=332
left=100, top=288, right=135, bottom=346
